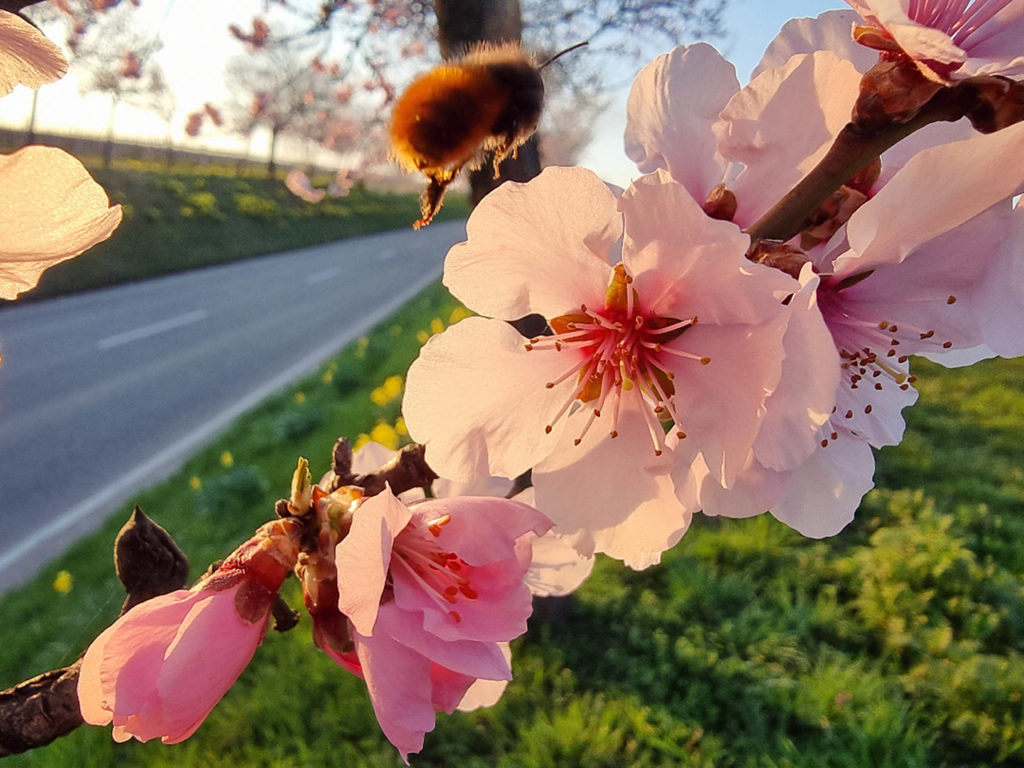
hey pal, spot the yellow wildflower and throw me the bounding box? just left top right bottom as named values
left=53, top=570, right=73, bottom=594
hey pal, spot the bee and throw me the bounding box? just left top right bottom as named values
left=390, top=41, right=587, bottom=229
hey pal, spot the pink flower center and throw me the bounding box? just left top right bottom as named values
left=818, top=274, right=959, bottom=444
left=391, top=513, right=477, bottom=624
left=524, top=264, right=708, bottom=455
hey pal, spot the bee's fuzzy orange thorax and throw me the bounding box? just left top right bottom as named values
left=390, top=65, right=504, bottom=174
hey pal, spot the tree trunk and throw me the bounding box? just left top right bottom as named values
left=25, top=88, right=39, bottom=146
left=433, top=0, right=542, bottom=205
left=267, top=126, right=279, bottom=177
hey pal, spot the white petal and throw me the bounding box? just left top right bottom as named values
left=0, top=146, right=122, bottom=299
left=0, top=11, right=67, bottom=97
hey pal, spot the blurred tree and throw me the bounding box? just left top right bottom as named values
left=222, top=42, right=343, bottom=175
left=226, top=0, right=725, bottom=192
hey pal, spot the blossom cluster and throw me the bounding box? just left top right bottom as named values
left=77, top=454, right=559, bottom=760
left=403, top=3, right=1024, bottom=569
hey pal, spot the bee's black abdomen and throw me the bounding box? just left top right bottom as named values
left=486, top=63, right=544, bottom=138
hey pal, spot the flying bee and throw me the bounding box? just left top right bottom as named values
left=389, top=41, right=587, bottom=229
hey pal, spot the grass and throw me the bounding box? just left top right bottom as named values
left=1, top=278, right=1023, bottom=766
left=5, top=157, right=469, bottom=302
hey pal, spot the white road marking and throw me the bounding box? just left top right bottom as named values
left=97, top=309, right=209, bottom=351
left=305, top=267, right=342, bottom=285
left=0, top=268, right=441, bottom=581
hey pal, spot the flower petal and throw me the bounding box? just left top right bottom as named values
left=403, top=316, right=577, bottom=482
left=0, top=11, right=67, bottom=97
left=621, top=171, right=795, bottom=325
left=375, top=602, right=512, bottom=681
left=717, top=51, right=863, bottom=227
left=354, top=630, right=437, bottom=763
left=0, top=146, right=122, bottom=299
left=752, top=265, right=839, bottom=471
left=843, top=120, right=1024, bottom=273
left=624, top=43, right=738, bottom=203
left=336, top=489, right=412, bottom=636
left=156, top=588, right=263, bottom=743
left=443, top=166, right=620, bottom=320
left=769, top=433, right=876, bottom=538
left=534, top=404, right=694, bottom=569
left=754, top=10, right=878, bottom=77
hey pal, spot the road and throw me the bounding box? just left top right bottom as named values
left=0, top=221, right=463, bottom=591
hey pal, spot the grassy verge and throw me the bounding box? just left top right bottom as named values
left=7, top=158, right=469, bottom=302
left=1, top=280, right=1022, bottom=766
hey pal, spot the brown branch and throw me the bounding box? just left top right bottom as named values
left=744, top=83, right=981, bottom=249
left=325, top=438, right=439, bottom=497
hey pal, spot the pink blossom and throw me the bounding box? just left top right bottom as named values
left=403, top=167, right=838, bottom=567
left=311, top=488, right=550, bottom=760
left=0, top=10, right=67, bottom=97
left=0, top=146, right=122, bottom=300
left=696, top=121, right=1024, bottom=537
left=350, top=442, right=595, bottom=597
left=284, top=169, right=326, bottom=204
left=78, top=518, right=302, bottom=744
left=844, top=0, right=1024, bottom=82
left=626, top=40, right=972, bottom=234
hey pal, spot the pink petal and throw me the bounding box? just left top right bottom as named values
left=533, top=405, right=694, bottom=569
left=336, top=489, right=412, bottom=636
left=623, top=43, right=738, bottom=203
left=375, top=602, right=512, bottom=681
left=769, top=433, right=876, bottom=538
left=429, top=663, right=479, bottom=714
left=355, top=629, right=437, bottom=762
left=843, top=122, right=1024, bottom=273
left=411, top=496, right=551, bottom=566
left=456, top=643, right=512, bottom=712
left=0, top=146, right=122, bottom=299
left=669, top=317, right=788, bottom=488
left=156, top=588, right=264, bottom=743
left=717, top=51, right=863, bottom=227
left=753, top=10, right=878, bottom=76
left=443, top=166, right=620, bottom=320
left=403, top=316, right=578, bottom=482
left=752, top=265, right=839, bottom=472
left=0, top=11, right=67, bottom=96
left=621, top=171, right=794, bottom=324
left=973, top=199, right=1024, bottom=357
left=695, top=451, right=788, bottom=521
left=523, top=529, right=595, bottom=597
left=391, top=543, right=536, bottom=642
left=957, top=1, right=1024, bottom=78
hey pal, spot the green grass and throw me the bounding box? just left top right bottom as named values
left=2, top=285, right=1023, bottom=767
left=7, top=158, right=469, bottom=301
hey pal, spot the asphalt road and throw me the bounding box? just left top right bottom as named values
left=0, top=220, right=463, bottom=592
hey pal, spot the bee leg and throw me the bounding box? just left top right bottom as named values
left=414, top=168, right=460, bottom=230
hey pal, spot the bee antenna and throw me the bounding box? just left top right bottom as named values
left=539, top=41, right=589, bottom=70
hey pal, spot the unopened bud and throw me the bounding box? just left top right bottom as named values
left=289, top=457, right=313, bottom=515
left=852, top=58, right=943, bottom=132
left=114, top=507, right=189, bottom=609
left=748, top=240, right=810, bottom=279
left=702, top=183, right=737, bottom=221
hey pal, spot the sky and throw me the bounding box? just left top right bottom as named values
left=2, top=0, right=842, bottom=184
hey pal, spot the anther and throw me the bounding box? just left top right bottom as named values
left=947, top=295, right=957, bottom=304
